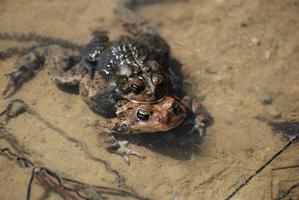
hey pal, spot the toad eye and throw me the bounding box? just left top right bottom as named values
left=130, top=82, right=145, bottom=94
left=137, top=108, right=150, bottom=121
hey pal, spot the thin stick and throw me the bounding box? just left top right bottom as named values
left=225, top=136, right=297, bottom=200
left=26, top=168, right=36, bottom=200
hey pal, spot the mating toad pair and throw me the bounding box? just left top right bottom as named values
left=2, top=31, right=210, bottom=162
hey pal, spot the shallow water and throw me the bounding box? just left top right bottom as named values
left=1, top=0, right=299, bottom=199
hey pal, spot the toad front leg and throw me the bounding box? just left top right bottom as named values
left=93, top=119, right=145, bottom=164
left=81, top=31, right=109, bottom=78
left=100, top=134, right=146, bottom=164
left=180, top=96, right=212, bottom=138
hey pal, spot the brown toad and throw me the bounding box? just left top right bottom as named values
left=3, top=32, right=171, bottom=106
left=2, top=45, right=210, bottom=161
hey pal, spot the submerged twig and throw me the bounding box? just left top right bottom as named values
left=26, top=168, right=36, bottom=200
left=0, top=99, right=148, bottom=200
left=275, top=180, right=299, bottom=200
left=225, top=136, right=298, bottom=200
left=0, top=147, right=90, bottom=200
left=25, top=106, right=130, bottom=190
left=0, top=145, right=148, bottom=200
left=270, top=164, right=299, bottom=200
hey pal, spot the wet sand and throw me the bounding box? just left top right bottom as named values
left=1, top=0, right=299, bottom=199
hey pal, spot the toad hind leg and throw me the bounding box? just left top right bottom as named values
left=46, top=49, right=84, bottom=88
left=3, top=47, right=47, bottom=98
left=2, top=45, right=82, bottom=98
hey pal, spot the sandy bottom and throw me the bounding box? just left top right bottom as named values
left=1, top=0, right=299, bottom=199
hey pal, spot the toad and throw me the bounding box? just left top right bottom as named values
left=2, top=44, right=210, bottom=161
left=3, top=31, right=171, bottom=106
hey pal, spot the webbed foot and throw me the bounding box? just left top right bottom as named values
left=95, top=119, right=145, bottom=164
left=180, top=96, right=212, bottom=138
left=115, top=141, right=145, bottom=164
left=2, top=46, right=62, bottom=98
left=3, top=61, right=43, bottom=98
left=98, top=132, right=145, bottom=164
left=187, top=121, right=206, bottom=138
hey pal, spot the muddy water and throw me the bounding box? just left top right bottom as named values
left=1, top=0, right=299, bottom=199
